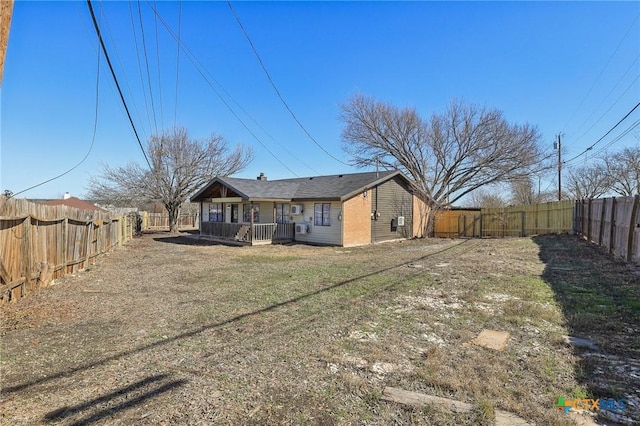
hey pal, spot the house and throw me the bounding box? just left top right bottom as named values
left=190, top=171, right=429, bottom=246
left=42, top=193, right=108, bottom=212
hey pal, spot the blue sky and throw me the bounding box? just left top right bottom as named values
left=1, top=1, right=639, bottom=201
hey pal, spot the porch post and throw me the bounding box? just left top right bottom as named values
left=250, top=202, right=254, bottom=244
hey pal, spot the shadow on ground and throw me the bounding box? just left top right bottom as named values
left=43, top=373, right=187, bottom=425
left=150, top=230, right=227, bottom=246
left=533, top=234, right=640, bottom=424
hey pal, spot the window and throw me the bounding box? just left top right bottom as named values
left=209, top=203, right=223, bottom=222
left=243, top=203, right=259, bottom=223
left=276, top=203, right=290, bottom=224
left=314, top=203, right=331, bottom=226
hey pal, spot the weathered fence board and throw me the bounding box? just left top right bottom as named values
left=141, top=211, right=198, bottom=230
left=433, top=210, right=480, bottom=238
left=434, top=200, right=574, bottom=238
left=0, top=197, right=137, bottom=303
left=574, top=195, right=640, bottom=264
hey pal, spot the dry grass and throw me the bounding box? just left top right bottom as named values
left=0, top=232, right=638, bottom=425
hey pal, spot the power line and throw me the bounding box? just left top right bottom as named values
left=563, top=11, right=640, bottom=131
left=563, top=101, right=640, bottom=165
left=146, top=2, right=298, bottom=176
left=137, top=0, right=158, bottom=134
left=10, top=49, right=102, bottom=197
left=87, top=0, right=152, bottom=169
left=96, top=0, right=149, bottom=142
left=153, top=0, right=164, bottom=129
left=583, top=119, right=640, bottom=161
left=128, top=0, right=154, bottom=136
left=570, top=73, right=640, bottom=148
left=566, top=54, right=640, bottom=147
left=226, top=0, right=350, bottom=166
left=148, top=2, right=319, bottom=176
left=173, top=0, right=181, bottom=126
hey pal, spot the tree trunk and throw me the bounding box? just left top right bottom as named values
left=167, top=204, right=181, bottom=234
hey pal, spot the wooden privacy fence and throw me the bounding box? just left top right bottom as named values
left=0, top=197, right=138, bottom=303
left=141, top=211, right=199, bottom=230
left=574, top=195, right=640, bottom=263
left=434, top=200, right=575, bottom=238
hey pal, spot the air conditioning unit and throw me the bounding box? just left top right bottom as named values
left=295, top=223, right=308, bottom=234
left=291, top=205, right=304, bottom=215
left=397, top=216, right=405, bottom=226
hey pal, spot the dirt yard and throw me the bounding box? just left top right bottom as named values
left=1, top=232, right=638, bottom=425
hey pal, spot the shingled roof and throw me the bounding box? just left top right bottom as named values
left=191, top=170, right=406, bottom=202
left=42, top=197, right=108, bottom=212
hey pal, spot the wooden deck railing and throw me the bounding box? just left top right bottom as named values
left=201, top=222, right=244, bottom=240
left=200, top=222, right=294, bottom=244
left=275, top=223, right=295, bottom=240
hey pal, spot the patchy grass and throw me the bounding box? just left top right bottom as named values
left=0, top=233, right=638, bottom=425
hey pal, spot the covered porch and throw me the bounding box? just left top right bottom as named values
left=191, top=176, right=298, bottom=245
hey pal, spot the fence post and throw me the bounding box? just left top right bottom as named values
left=580, top=198, right=586, bottom=238
left=598, top=198, right=607, bottom=245
left=62, top=217, right=68, bottom=274
left=461, top=215, right=466, bottom=237
left=21, top=215, right=32, bottom=298
left=95, top=221, right=100, bottom=255
left=521, top=211, right=525, bottom=237
left=117, top=217, right=123, bottom=247
left=626, top=195, right=640, bottom=262
left=586, top=199, right=592, bottom=242
left=85, top=221, right=92, bottom=268
left=608, top=197, right=616, bottom=255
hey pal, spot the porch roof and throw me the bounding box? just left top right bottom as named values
left=191, top=170, right=407, bottom=203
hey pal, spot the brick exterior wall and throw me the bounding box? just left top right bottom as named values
left=342, top=192, right=372, bottom=246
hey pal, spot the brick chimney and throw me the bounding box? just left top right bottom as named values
left=257, top=172, right=267, bottom=181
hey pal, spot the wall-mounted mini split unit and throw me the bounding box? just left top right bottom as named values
left=291, top=205, right=304, bottom=215
left=397, top=216, right=405, bottom=226
left=295, top=223, right=308, bottom=234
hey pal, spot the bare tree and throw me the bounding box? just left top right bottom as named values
left=565, top=163, right=611, bottom=200
left=509, top=176, right=556, bottom=205
left=469, top=187, right=507, bottom=208
left=340, top=95, right=549, bottom=230
left=510, top=177, right=536, bottom=205
left=603, top=146, right=640, bottom=196
left=87, top=127, right=252, bottom=233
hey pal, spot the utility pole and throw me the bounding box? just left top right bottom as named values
left=0, top=0, right=14, bottom=87
left=554, top=133, right=562, bottom=201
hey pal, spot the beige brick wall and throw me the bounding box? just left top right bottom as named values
left=342, top=193, right=372, bottom=246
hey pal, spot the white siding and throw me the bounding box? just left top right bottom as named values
left=201, top=202, right=210, bottom=222
left=294, top=201, right=342, bottom=246
left=259, top=202, right=275, bottom=223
